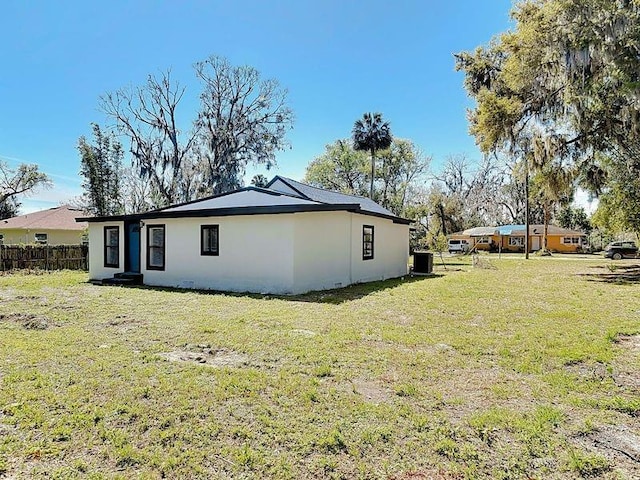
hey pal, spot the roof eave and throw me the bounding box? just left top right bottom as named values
left=78, top=204, right=360, bottom=222
left=78, top=204, right=412, bottom=224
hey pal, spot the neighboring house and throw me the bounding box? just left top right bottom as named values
left=0, top=205, right=88, bottom=245
left=77, top=176, right=411, bottom=294
left=451, top=224, right=588, bottom=253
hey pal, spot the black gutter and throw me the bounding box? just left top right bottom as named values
left=77, top=204, right=412, bottom=225
left=77, top=204, right=359, bottom=223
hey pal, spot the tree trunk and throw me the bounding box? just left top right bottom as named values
left=438, top=203, right=448, bottom=237
left=381, top=155, right=388, bottom=208
left=439, top=251, right=447, bottom=270
left=524, top=155, right=530, bottom=260
left=370, top=147, right=375, bottom=200
left=543, top=201, right=550, bottom=251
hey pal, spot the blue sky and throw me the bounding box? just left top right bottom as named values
left=1, top=0, right=516, bottom=213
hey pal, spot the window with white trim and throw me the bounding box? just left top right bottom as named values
left=562, top=236, right=581, bottom=245
left=476, top=236, right=490, bottom=244
left=34, top=233, right=48, bottom=245
left=508, top=236, right=524, bottom=246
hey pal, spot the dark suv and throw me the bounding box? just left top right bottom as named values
left=604, top=241, right=638, bottom=260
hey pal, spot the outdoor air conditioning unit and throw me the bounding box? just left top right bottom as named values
left=412, top=251, right=433, bottom=275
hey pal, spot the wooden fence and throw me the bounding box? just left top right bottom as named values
left=0, top=245, right=88, bottom=271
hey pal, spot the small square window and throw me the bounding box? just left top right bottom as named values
left=34, top=233, right=48, bottom=245
left=201, top=225, right=219, bottom=256
left=363, top=225, right=374, bottom=260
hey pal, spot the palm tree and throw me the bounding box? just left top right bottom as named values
left=352, top=112, right=392, bottom=199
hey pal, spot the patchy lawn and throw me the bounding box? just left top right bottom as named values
left=0, top=256, right=639, bottom=479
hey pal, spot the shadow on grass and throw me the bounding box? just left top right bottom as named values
left=577, top=264, right=640, bottom=285
left=93, top=274, right=444, bottom=305
left=287, top=275, right=444, bottom=304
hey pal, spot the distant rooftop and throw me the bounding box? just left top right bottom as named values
left=462, top=224, right=586, bottom=236
left=1, top=205, right=87, bottom=231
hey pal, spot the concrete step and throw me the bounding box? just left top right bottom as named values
left=103, top=277, right=137, bottom=286
left=113, top=272, right=144, bottom=285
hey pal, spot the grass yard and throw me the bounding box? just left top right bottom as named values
left=0, top=256, right=639, bottom=479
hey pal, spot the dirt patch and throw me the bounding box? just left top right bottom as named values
left=350, top=378, right=392, bottom=403
left=158, top=345, right=249, bottom=368
left=0, top=313, right=50, bottom=330
left=438, top=367, right=539, bottom=422
left=14, top=295, right=43, bottom=301
left=472, top=255, right=497, bottom=270
left=105, top=315, right=146, bottom=333
left=590, top=426, right=640, bottom=462
left=572, top=425, right=640, bottom=478
left=578, top=264, right=640, bottom=284
left=0, top=291, right=46, bottom=305
left=612, top=335, right=640, bottom=390
left=107, top=315, right=137, bottom=326
left=564, top=361, right=610, bottom=383
left=290, top=329, right=316, bottom=337
left=616, top=334, right=640, bottom=353
left=390, top=470, right=461, bottom=480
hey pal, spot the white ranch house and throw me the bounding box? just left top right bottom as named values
left=78, top=177, right=411, bottom=294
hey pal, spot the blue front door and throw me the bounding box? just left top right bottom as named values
left=125, top=222, right=141, bottom=273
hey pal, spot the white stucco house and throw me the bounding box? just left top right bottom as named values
left=76, top=176, right=411, bottom=294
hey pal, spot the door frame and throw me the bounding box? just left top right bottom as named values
left=124, top=220, right=141, bottom=273
left=531, top=236, right=541, bottom=251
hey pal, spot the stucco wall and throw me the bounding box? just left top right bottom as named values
left=88, top=212, right=410, bottom=294
left=88, top=222, right=125, bottom=279
left=292, top=211, right=352, bottom=293
left=0, top=228, right=85, bottom=245
left=350, top=214, right=409, bottom=284
left=141, top=215, right=296, bottom=294
left=547, top=235, right=583, bottom=253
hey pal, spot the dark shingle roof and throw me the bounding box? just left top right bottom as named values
left=78, top=180, right=411, bottom=224
left=162, top=188, right=321, bottom=212
left=267, top=176, right=396, bottom=217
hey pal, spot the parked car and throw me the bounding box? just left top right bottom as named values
left=448, top=239, right=469, bottom=254
left=604, top=241, right=638, bottom=260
